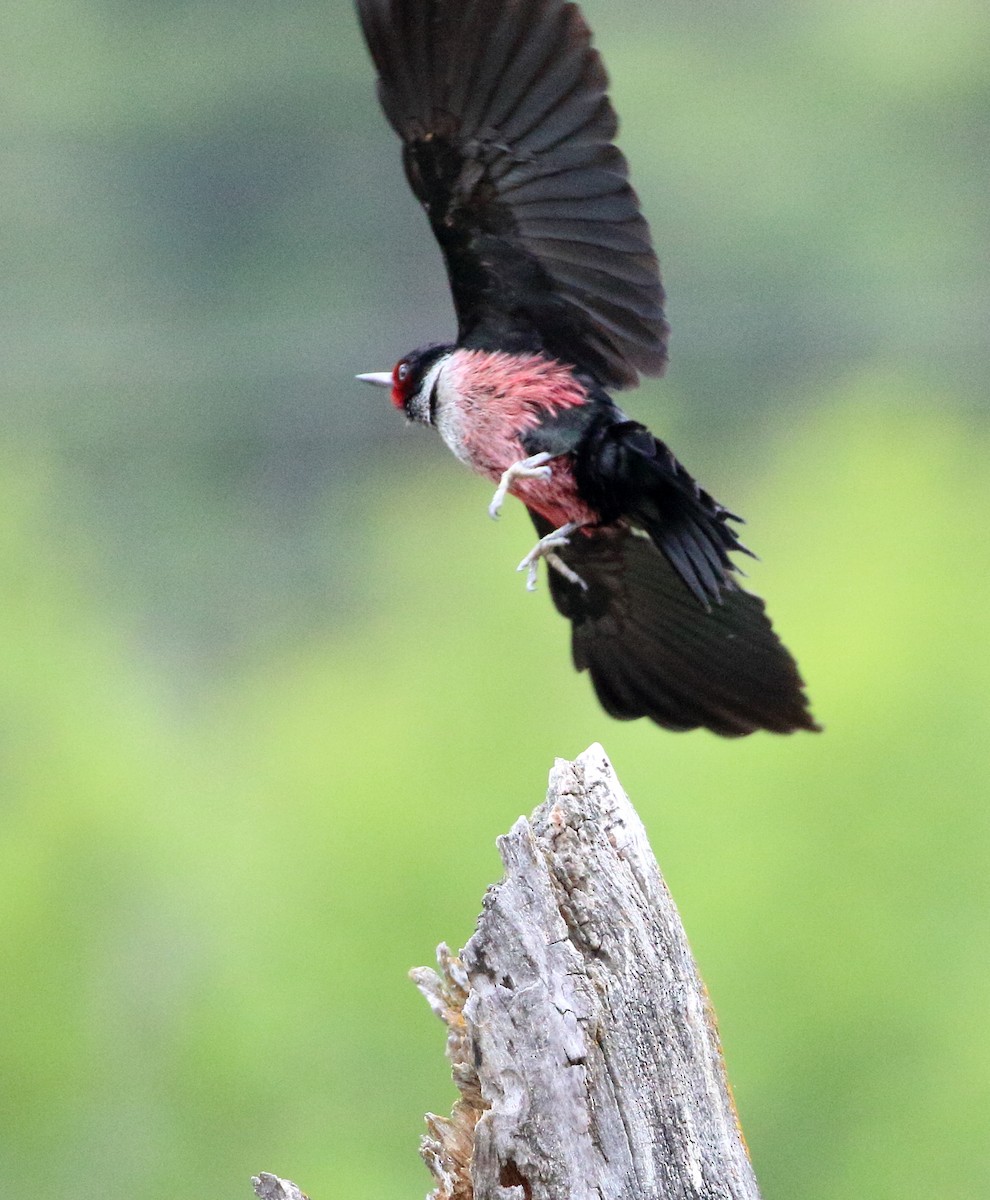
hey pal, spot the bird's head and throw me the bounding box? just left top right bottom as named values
left=357, top=344, right=452, bottom=425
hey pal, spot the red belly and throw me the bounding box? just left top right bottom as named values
left=504, top=453, right=598, bottom=530
left=445, top=350, right=599, bottom=530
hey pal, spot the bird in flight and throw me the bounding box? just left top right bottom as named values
left=355, top=0, right=818, bottom=736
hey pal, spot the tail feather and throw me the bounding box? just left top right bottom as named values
left=533, top=515, right=819, bottom=736
left=573, top=417, right=755, bottom=608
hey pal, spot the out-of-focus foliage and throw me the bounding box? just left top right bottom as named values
left=1, top=2, right=987, bottom=1199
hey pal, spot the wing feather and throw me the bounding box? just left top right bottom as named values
left=532, top=516, right=819, bottom=736
left=355, top=0, right=668, bottom=388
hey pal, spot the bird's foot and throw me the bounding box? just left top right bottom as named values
left=517, top=523, right=588, bottom=592
left=488, top=452, right=554, bottom=520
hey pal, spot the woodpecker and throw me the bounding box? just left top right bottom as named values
left=355, top=0, right=819, bottom=736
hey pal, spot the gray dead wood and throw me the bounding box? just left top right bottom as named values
left=412, top=743, right=762, bottom=1200
left=251, top=1173, right=309, bottom=1200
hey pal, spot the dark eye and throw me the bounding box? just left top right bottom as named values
left=397, top=362, right=410, bottom=382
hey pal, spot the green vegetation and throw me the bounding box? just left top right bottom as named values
left=2, top=2, right=988, bottom=1198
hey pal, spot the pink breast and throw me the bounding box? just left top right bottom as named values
left=447, top=350, right=598, bottom=529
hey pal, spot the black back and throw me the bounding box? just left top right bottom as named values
left=356, top=0, right=668, bottom=389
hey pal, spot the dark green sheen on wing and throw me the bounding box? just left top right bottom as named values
left=356, top=0, right=668, bottom=389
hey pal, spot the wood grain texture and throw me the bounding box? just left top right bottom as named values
left=413, top=743, right=761, bottom=1200
left=251, top=1173, right=309, bottom=1200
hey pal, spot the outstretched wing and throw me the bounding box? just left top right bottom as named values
left=356, top=0, right=668, bottom=389
left=530, top=515, right=819, bottom=737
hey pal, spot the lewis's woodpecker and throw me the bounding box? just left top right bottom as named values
left=356, top=0, right=819, bottom=736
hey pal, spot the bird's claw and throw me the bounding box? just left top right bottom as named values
left=488, top=452, right=555, bottom=520
left=517, top=523, right=588, bottom=592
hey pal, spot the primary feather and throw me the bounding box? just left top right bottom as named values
left=532, top=516, right=819, bottom=735
left=355, top=0, right=668, bottom=388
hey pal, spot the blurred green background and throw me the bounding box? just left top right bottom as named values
left=2, top=0, right=988, bottom=1196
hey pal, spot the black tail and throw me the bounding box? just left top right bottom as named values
left=573, top=416, right=755, bottom=608
left=532, top=516, right=819, bottom=736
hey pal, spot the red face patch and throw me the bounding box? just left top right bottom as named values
left=391, top=358, right=415, bottom=409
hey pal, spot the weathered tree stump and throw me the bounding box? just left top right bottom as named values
left=251, top=1173, right=309, bottom=1200
left=411, top=743, right=761, bottom=1200
left=254, top=744, right=761, bottom=1200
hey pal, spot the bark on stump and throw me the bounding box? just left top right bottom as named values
left=253, top=743, right=761, bottom=1200
left=412, top=743, right=760, bottom=1200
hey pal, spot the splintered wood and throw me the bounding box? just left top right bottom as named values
left=412, top=743, right=762, bottom=1200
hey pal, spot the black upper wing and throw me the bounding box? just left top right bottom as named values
left=530, top=515, right=819, bottom=736
left=356, top=0, right=668, bottom=389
